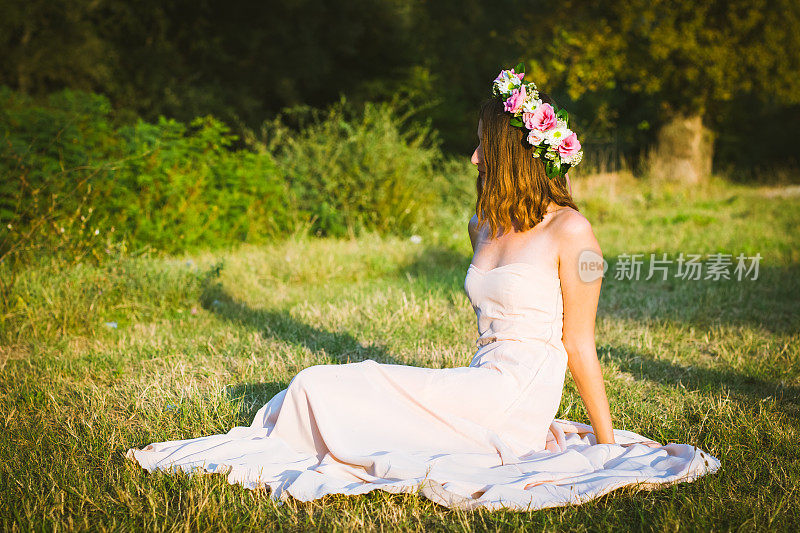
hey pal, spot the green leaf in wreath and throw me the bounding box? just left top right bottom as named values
left=546, top=159, right=563, bottom=179
left=509, top=118, right=524, bottom=128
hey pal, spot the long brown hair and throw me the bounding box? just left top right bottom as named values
left=476, top=96, right=578, bottom=237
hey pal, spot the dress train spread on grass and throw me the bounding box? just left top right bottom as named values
left=128, top=259, right=720, bottom=511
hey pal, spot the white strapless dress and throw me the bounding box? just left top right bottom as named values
left=127, top=261, right=720, bottom=511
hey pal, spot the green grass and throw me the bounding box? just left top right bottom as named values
left=1, top=174, right=799, bottom=531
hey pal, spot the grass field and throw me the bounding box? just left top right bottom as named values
left=2, top=173, right=799, bottom=531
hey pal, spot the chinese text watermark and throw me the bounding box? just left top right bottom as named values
left=578, top=252, right=761, bottom=282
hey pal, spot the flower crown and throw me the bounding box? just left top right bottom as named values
left=492, top=63, right=583, bottom=179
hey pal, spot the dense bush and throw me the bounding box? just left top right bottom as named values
left=0, top=86, right=293, bottom=261
left=106, top=115, right=292, bottom=250
left=0, top=87, right=463, bottom=268
left=254, top=99, right=443, bottom=237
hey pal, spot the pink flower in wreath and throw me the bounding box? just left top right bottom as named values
left=527, top=129, right=546, bottom=146
left=522, top=111, right=535, bottom=126
left=558, top=132, right=581, bottom=160
left=504, top=86, right=527, bottom=114
left=524, top=103, right=557, bottom=132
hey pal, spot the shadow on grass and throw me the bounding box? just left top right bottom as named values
left=202, top=249, right=798, bottom=418
left=200, top=283, right=402, bottom=366
left=224, top=381, right=288, bottom=425
left=598, top=262, right=800, bottom=335
left=604, top=344, right=800, bottom=411
left=396, top=246, right=470, bottom=292
left=199, top=264, right=411, bottom=424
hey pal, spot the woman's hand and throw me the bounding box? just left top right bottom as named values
left=554, top=210, right=615, bottom=445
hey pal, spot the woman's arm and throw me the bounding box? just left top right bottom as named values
left=555, top=211, right=615, bottom=444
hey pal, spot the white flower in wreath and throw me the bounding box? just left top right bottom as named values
left=564, top=150, right=583, bottom=166
left=493, top=70, right=523, bottom=94
left=495, top=78, right=519, bottom=95
left=544, top=125, right=572, bottom=147
left=522, top=97, right=542, bottom=114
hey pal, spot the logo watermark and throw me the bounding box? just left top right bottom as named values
left=577, top=251, right=761, bottom=282
left=578, top=249, right=609, bottom=282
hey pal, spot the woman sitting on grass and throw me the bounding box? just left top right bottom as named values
left=128, top=66, right=720, bottom=511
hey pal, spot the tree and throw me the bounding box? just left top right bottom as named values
left=0, top=0, right=115, bottom=96
left=524, top=0, right=800, bottom=182
left=1, top=0, right=419, bottom=132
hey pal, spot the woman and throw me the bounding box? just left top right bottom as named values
left=128, top=68, right=719, bottom=511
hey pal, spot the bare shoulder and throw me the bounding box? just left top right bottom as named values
left=550, top=207, right=594, bottom=238
left=549, top=207, right=600, bottom=253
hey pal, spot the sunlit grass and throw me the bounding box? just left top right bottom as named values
left=1, top=175, right=799, bottom=530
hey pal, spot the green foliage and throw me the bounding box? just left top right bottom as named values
left=0, top=86, right=293, bottom=261
left=540, top=0, right=800, bottom=113
left=0, top=87, right=121, bottom=276
left=4, top=0, right=800, bottom=176
left=520, top=0, right=800, bottom=176
left=0, top=86, right=297, bottom=316
left=0, top=87, right=456, bottom=281
left=0, top=0, right=114, bottom=95
left=105, top=115, right=292, bottom=250
left=256, top=99, right=442, bottom=237
left=0, top=0, right=418, bottom=131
